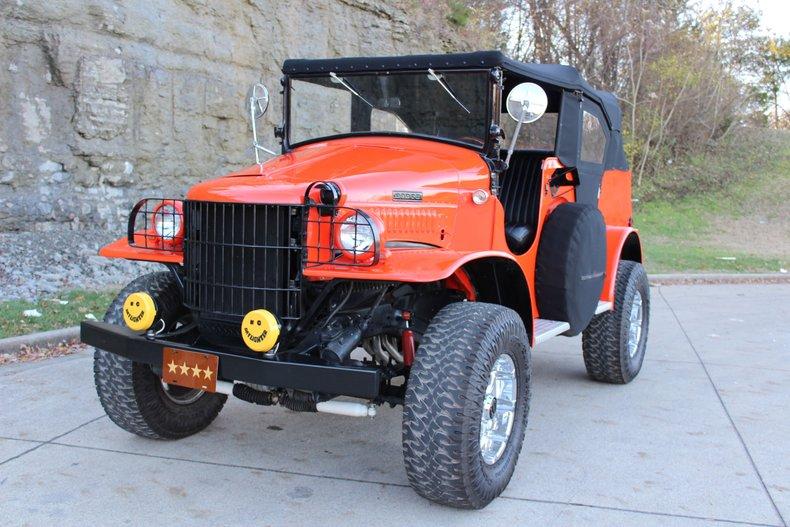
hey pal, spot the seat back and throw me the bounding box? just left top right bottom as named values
left=499, top=151, right=545, bottom=228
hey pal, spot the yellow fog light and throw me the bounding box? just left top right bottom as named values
left=241, top=309, right=280, bottom=352
left=123, top=292, right=157, bottom=332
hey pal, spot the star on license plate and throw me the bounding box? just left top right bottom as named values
left=162, top=347, right=219, bottom=392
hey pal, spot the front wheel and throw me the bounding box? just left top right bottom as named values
left=402, top=302, right=531, bottom=509
left=93, top=272, right=227, bottom=439
left=582, top=260, right=650, bottom=383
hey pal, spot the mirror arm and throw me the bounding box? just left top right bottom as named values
left=504, top=104, right=527, bottom=167
left=250, top=95, right=276, bottom=163
left=253, top=142, right=277, bottom=161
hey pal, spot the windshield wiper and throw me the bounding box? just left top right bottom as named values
left=427, top=68, right=470, bottom=114
left=329, top=72, right=374, bottom=108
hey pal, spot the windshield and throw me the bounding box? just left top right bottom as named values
left=288, top=71, right=490, bottom=148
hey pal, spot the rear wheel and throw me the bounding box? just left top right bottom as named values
left=93, top=272, right=227, bottom=439
left=582, top=260, right=650, bottom=383
left=402, top=302, right=531, bottom=509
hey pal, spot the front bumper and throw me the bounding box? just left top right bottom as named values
left=80, top=321, right=382, bottom=399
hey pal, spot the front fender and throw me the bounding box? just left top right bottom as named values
left=98, top=237, right=517, bottom=284
left=302, top=249, right=517, bottom=283
left=99, top=237, right=183, bottom=264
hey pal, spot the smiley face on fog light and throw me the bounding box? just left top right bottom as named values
left=241, top=309, right=281, bottom=352
left=122, top=292, right=157, bottom=331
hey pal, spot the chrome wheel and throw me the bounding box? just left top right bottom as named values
left=160, top=380, right=204, bottom=405
left=480, top=354, right=518, bottom=465
left=627, top=291, right=644, bottom=358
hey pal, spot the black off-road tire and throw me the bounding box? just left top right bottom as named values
left=93, top=272, right=227, bottom=439
left=402, top=302, right=531, bottom=509
left=582, top=260, right=650, bottom=384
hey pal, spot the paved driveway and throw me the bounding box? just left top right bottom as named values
left=0, top=284, right=788, bottom=526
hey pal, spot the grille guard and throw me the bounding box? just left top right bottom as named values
left=303, top=204, right=381, bottom=268
left=128, top=198, right=185, bottom=251
left=175, top=197, right=380, bottom=331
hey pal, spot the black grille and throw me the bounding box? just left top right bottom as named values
left=183, top=201, right=303, bottom=333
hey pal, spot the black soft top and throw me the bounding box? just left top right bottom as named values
left=282, top=50, right=622, bottom=132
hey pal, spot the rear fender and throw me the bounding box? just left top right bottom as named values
left=602, top=227, right=642, bottom=305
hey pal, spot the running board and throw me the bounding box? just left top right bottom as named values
left=595, top=301, right=613, bottom=315
left=534, top=301, right=614, bottom=346
left=534, top=319, right=570, bottom=345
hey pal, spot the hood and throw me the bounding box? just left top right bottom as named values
left=186, top=136, right=490, bottom=205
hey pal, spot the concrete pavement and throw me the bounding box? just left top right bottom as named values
left=0, top=283, right=788, bottom=526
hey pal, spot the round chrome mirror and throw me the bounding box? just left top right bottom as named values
left=247, top=83, right=275, bottom=164
left=506, top=82, right=548, bottom=123
left=249, top=83, right=269, bottom=119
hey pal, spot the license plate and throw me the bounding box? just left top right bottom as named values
left=162, top=347, right=219, bottom=393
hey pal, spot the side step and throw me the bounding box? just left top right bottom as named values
left=533, top=301, right=613, bottom=346
left=595, top=301, right=613, bottom=314
left=534, top=319, right=570, bottom=345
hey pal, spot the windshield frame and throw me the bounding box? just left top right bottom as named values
left=282, top=68, right=496, bottom=154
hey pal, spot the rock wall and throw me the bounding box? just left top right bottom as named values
left=0, top=0, right=469, bottom=232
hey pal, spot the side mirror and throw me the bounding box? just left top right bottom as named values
left=504, top=82, right=548, bottom=166
left=248, top=83, right=275, bottom=163
left=250, top=83, right=269, bottom=117
left=506, top=82, right=548, bottom=123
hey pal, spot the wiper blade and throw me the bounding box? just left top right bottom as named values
left=330, top=72, right=374, bottom=108
left=427, top=68, right=470, bottom=114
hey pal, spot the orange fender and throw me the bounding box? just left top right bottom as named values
left=303, top=248, right=517, bottom=283
left=601, top=227, right=641, bottom=305
left=99, top=237, right=184, bottom=264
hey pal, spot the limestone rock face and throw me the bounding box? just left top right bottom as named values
left=0, top=0, right=469, bottom=231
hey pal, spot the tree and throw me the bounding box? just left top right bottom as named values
left=497, top=0, right=771, bottom=187
left=756, top=38, right=790, bottom=128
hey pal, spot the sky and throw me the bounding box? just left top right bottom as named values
left=694, top=0, right=789, bottom=111
left=751, top=0, right=790, bottom=37
left=696, top=0, right=790, bottom=37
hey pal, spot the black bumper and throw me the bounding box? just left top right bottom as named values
left=80, top=321, right=382, bottom=399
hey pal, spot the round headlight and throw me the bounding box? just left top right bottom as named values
left=338, top=213, right=375, bottom=256
left=153, top=204, right=182, bottom=240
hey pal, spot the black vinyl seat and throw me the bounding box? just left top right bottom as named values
left=499, top=152, right=545, bottom=254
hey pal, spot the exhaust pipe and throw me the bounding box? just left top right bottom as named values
left=316, top=400, right=376, bottom=417
left=215, top=380, right=235, bottom=395
left=226, top=382, right=376, bottom=417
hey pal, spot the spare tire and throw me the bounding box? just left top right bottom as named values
left=535, top=203, right=606, bottom=335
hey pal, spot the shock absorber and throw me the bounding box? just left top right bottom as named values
left=402, top=310, right=415, bottom=366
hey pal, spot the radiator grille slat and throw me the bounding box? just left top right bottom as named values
left=184, top=201, right=303, bottom=329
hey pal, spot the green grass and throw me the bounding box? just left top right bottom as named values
left=0, top=289, right=118, bottom=339
left=634, top=128, right=789, bottom=273
left=638, top=243, right=784, bottom=274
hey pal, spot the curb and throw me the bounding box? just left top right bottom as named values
left=649, top=273, right=790, bottom=285
left=0, top=326, right=80, bottom=355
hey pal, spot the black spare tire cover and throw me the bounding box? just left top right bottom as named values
left=535, top=203, right=606, bottom=335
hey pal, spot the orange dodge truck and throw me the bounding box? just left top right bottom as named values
left=81, top=51, right=649, bottom=509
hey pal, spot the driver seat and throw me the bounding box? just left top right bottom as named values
left=499, top=151, right=545, bottom=254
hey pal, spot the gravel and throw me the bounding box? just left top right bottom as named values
left=0, top=227, right=158, bottom=301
